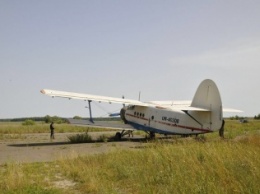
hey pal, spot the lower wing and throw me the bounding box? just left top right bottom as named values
left=67, top=118, right=135, bottom=131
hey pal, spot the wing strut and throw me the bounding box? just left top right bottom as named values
left=183, top=110, right=203, bottom=128
left=88, top=100, right=94, bottom=123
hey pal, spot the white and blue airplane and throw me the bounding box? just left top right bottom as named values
left=41, top=79, right=241, bottom=139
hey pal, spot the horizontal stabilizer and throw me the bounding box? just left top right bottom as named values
left=148, top=100, right=191, bottom=106
left=223, top=108, right=243, bottom=113
left=168, top=106, right=210, bottom=112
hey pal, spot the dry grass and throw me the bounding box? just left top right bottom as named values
left=56, top=135, right=260, bottom=194
left=0, top=119, right=260, bottom=193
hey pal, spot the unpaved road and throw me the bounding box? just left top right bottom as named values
left=0, top=132, right=145, bottom=164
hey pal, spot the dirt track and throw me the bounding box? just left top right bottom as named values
left=0, top=132, right=145, bottom=164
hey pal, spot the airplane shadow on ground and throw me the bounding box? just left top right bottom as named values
left=8, top=142, right=70, bottom=147
left=7, top=137, right=150, bottom=147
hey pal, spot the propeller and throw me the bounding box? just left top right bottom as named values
left=109, top=95, right=125, bottom=117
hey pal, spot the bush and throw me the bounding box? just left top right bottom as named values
left=67, top=133, right=92, bottom=143
left=22, top=120, right=35, bottom=126
left=73, top=116, right=82, bottom=119
left=97, top=134, right=109, bottom=142
left=44, top=115, right=65, bottom=124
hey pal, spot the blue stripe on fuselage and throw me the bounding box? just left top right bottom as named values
left=126, top=114, right=211, bottom=135
left=127, top=121, right=186, bottom=135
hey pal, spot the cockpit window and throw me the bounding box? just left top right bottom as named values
left=127, top=105, right=135, bottom=110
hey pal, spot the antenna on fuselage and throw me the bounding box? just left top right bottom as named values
left=139, top=91, right=141, bottom=101
left=122, top=95, right=125, bottom=107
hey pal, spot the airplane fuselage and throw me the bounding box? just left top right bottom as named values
left=123, top=105, right=222, bottom=135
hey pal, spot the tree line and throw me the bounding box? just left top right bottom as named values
left=0, top=115, right=121, bottom=123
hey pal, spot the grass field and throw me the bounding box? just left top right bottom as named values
left=0, top=120, right=260, bottom=193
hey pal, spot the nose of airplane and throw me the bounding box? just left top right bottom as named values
left=120, top=107, right=127, bottom=124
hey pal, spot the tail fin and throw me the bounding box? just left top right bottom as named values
left=191, top=79, right=223, bottom=131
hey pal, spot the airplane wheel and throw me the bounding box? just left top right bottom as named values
left=115, top=132, right=121, bottom=140
left=150, top=132, right=155, bottom=139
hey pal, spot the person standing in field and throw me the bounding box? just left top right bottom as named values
left=50, top=122, right=55, bottom=139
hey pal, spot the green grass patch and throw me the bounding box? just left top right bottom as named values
left=0, top=122, right=116, bottom=134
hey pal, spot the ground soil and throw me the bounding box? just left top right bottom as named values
left=0, top=132, right=145, bottom=164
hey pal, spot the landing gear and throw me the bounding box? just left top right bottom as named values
left=145, top=131, right=155, bottom=139
left=219, top=120, right=225, bottom=138
left=149, top=132, right=155, bottom=139
left=114, top=130, right=134, bottom=140
left=115, top=132, right=122, bottom=140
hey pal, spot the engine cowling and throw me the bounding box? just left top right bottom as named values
left=120, top=107, right=128, bottom=124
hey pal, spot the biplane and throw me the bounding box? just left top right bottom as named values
left=41, top=79, right=241, bottom=139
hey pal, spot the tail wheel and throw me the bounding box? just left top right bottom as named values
left=149, top=132, right=155, bottom=139
left=219, top=120, right=225, bottom=138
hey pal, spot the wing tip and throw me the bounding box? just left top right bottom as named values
left=40, top=89, right=46, bottom=94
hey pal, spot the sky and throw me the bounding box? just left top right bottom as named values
left=1, top=0, right=260, bottom=119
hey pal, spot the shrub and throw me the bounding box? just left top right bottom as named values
left=73, top=116, right=82, bottom=119
left=22, top=120, right=35, bottom=126
left=44, top=115, right=65, bottom=124
left=67, top=133, right=92, bottom=143
left=97, top=134, right=109, bottom=142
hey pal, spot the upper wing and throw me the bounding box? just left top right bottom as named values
left=41, top=89, right=149, bottom=106
left=148, top=100, right=210, bottom=111
left=41, top=90, right=210, bottom=111
left=41, top=89, right=242, bottom=112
